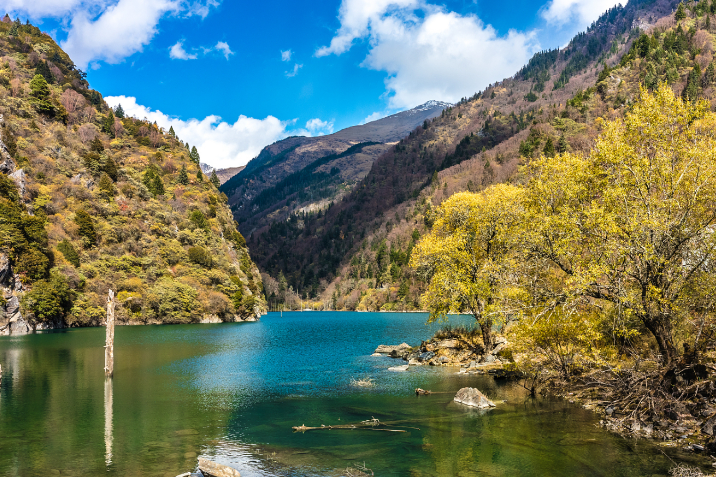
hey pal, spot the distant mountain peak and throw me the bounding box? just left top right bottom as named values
left=411, top=100, right=452, bottom=112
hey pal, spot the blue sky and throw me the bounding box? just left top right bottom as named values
left=5, top=0, right=621, bottom=168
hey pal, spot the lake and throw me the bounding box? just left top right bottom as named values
left=0, top=311, right=683, bottom=476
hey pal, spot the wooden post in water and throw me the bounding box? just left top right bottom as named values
left=104, top=289, right=115, bottom=377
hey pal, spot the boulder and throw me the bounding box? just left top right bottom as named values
left=388, top=365, right=409, bottom=372
left=454, top=387, right=496, bottom=409
left=436, top=339, right=459, bottom=349
left=437, top=356, right=450, bottom=364
left=9, top=169, right=26, bottom=197
left=702, top=414, right=716, bottom=436
left=418, top=351, right=435, bottom=362
left=371, top=353, right=382, bottom=357
left=483, top=354, right=496, bottom=364
left=375, top=343, right=410, bottom=354
left=0, top=253, right=12, bottom=286
left=197, top=457, right=241, bottom=477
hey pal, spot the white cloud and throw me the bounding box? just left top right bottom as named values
left=285, top=63, right=303, bottom=77
left=361, top=111, right=386, bottom=124
left=6, top=0, right=220, bottom=69
left=169, top=40, right=197, bottom=60
left=215, top=41, right=233, bottom=59
left=105, top=95, right=331, bottom=168
left=541, top=0, right=622, bottom=26
left=304, top=118, right=334, bottom=136
left=317, top=1, right=538, bottom=109
left=281, top=49, right=292, bottom=61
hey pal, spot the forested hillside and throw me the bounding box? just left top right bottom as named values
left=0, top=17, right=265, bottom=333
left=250, top=0, right=708, bottom=310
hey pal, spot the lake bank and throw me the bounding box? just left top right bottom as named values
left=0, top=312, right=705, bottom=476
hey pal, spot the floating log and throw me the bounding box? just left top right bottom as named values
left=104, top=289, right=115, bottom=377
left=198, top=457, right=241, bottom=477
left=292, top=417, right=411, bottom=433
left=415, top=388, right=431, bottom=395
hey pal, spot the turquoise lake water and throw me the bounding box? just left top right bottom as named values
left=0, top=311, right=693, bottom=476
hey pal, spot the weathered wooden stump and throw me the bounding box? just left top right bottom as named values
left=104, top=290, right=115, bottom=377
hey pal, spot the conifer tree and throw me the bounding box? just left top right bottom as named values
left=152, top=174, right=165, bottom=196
left=103, top=156, right=118, bottom=181
left=210, top=170, right=220, bottom=188
left=103, top=110, right=115, bottom=136
left=542, top=137, right=555, bottom=157
left=57, top=240, right=80, bottom=267
left=29, top=74, right=54, bottom=115
left=8, top=19, right=18, bottom=36
left=190, top=146, right=200, bottom=164
left=169, top=126, right=175, bottom=137
left=196, top=170, right=204, bottom=182
left=74, top=209, right=97, bottom=247
left=90, top=137, right=104, bottom=152
left=35, top=61, right=54, bottom=83
left=114, top=103, right=125, bottom=119
left=557, top=134, right=568, bottom=154
left=177, top=165, right=189, bottom=185
left=682, top=64, right=702, bottom=102
left=676, top=2, right=687, bottom=21
left=703, top=62, right=716, bottom=87
left=98, top=173, right=115, bottom=198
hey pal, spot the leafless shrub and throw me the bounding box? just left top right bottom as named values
left=60, top=89, right=85, bottom=114
left=28, top=51, right=39, bottom=66
left=112, top=119, right=125, bottom=138
left=669, top=464, right=710, bottom=477
left=80, top=106, right=96, bottom=124
left=149, top=127, right=162, bottom=147
left=77, top=124, right=98, bottom=143
left=9, top=78, right=20, bottom=97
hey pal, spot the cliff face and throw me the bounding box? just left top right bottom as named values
left=0, top=17, right=265, bottom=334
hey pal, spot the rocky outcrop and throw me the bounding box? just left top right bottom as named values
left=198, top=457, right=241, bottom=477
left=9, top=168, right=26, bottom=197
left=375, top=343, right=410, bottom=354
left=454, top=387, right=496, bottom=409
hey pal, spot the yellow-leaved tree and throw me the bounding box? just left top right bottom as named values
left=410, top=184, right=525, bottom=352
left=523, top=84, right=716, bottom=365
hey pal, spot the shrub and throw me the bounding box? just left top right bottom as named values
left=189, top=210, right=209, bottom=230
left=57, top=239, right=80, bottom=267
left=74, top=209, right=96, bottom=247
left=146, top=278, right=198, bottom=323
left=188, top=246, right=212, bottom=267
left=21, top=272, right=72, bottom=323
left=15, top=248, right=49, bottom=280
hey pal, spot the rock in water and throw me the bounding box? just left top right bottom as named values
left=375, top=343, right=410, bottom=353
left=197, top=457, right=241, bottom=477
left=454, top=387, right=496, bottom=409
left=388, top=365, right=409, bottom=372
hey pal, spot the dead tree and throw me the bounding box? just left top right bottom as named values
left=105, top=290, right=115, bottom=377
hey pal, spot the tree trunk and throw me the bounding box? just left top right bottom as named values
left=478, top=316, right=494, bottom=353
left=105, top=290, right=115, bottom=377
left=643, top=314, right=677, bottom=366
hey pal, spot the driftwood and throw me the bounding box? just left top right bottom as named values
left=104, top=290, right=115, bottom=377
left=292, top=417, right=414, bottom=433
left=414, top=388, right=452, bottom=395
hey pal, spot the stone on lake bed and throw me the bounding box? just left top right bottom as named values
left=371, top=353, right=382, bottom=357
left=198, top=457, right=241, bottom=477
left=388, top=365, right=409, bottom=372
left=454, top=387, right=496, bottom=409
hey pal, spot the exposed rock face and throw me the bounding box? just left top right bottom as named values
left=0, top=252, right=12, bottom=286
left=454, top=387, right=496, bottom=409
left=375, top=343, right=410, bottom=354
left=9, top=168, right=26, bottom=197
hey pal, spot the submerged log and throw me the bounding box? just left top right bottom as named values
left=198, top=457, right=241, bottom=477
left=104, top=290, right=115, bottom=377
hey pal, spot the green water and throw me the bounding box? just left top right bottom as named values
left=0, top=312, right=690, bottom=476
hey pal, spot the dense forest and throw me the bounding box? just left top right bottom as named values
left=0, top=17, right=265, bottom=332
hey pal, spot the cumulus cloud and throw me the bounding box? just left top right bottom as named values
left=6, top=0, right=220, bottom=69
left=541, top=0, right=622, bottom=26
left=303, top=118, right=334, bottom=136
left=169, top=40, right=197, bottom=60
left=281, top=49, right=292, bottom=61
left=105, top=96, right=330, bottom=168
left=285, top=63, right=303, bottom=77
left=317, top=0, right=538, bottom=109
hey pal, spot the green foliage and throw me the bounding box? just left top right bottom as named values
left=177, top=165, right=189, bottom=185
left=676, top=1, right=687, bottom=21
left=35, top=61, right=54, bottom=83
left=682, top=64, right=702, bottom=102
left=0, top=172, right=19, bottom=202
left=542, top=137, right=555, bottom=158
left=146, top=278, right=198, bottom=323
left=210, top=170, right=220, bottom=188
left=189, top=210, right=209, bottom=230
left=114, top=103, right=125, bottom=119
left=21, top=272, right=72, bottom=322
left=703, top=62, right=716, bottom=88
left=190, top=146, right=200, bottom=164
left=196, top=170, right=204, bottom=182
left=103, top=156, right=118, bottom=181
left=142, top=164, right=165, bottom=197
left=103, top=110, right=115, bottom=136
left=15, top=248, right=49, bottom=280
left=29, top=74, right=54, bottom=116
left=74, top=209, right=97, bottom=247
left=98, top=173, right=115, bottom=197
left=57, top=240, right=80, bottom=267
left=187, top=246, right=213, bottom=267
left=524, top=91, right=538, bottom=102
left=90, top=137, right=104, bottom=152
left=2, top=126, right=17, bottom=158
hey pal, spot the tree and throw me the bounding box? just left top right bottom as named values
left=196, top=170, right=204, bottom=182
left=98, top=173, right=115, bottom=198
left=542, top=137, right=555, bottom=157
left=29, top=74, right=54, bottom=115
left=210, top=170, right=220, bottom=188
left=114, top=103, right=125, bottom=119
left=190, top=146, right=200, bottom=164
left=523, top=84, right=716, bottom=366
left=35, top=61, right=54, bottom=83
left=103, top=156, right=118, bottom=181
left=410, top=185, right=525, bottom=352
left=676, top=2, right=687, bottom=21
left=682, top=64, right=702, bottom=102
left=57, top=240, right=80, bottom=267
left=703, top=62, right=716, bottom=88
left=90, top=136, right=104, bottom=152
left=169, top=126, right=176, bottom=137
left=557, top=134, right=568, bottom=153
left=74, top=209, right=97, bottom=247
left=189, top=210, right=209, bottom=230
left=21, top=272, right=72, bottom=322
left=177, top=165, right=189, bottom=185
left=152, top=174, right=165, bottom=196
left=103, top=110, right=115, bottom=136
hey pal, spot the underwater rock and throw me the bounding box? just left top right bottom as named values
left=454, top=387, right=496, bottom=409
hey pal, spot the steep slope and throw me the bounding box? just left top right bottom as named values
left=0, top=17, right=265, bottom=334
left=249, top=0, right=687, bottom=305
left=221, top=101, right=450, bottom=234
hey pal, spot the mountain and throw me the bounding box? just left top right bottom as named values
left=244, top=0, right=688, bottom=306
left=221, top=100, right=451, bottom=235
left=200, top=162, right=245, bottom=185
left=0, top=18, right=265, bottom=334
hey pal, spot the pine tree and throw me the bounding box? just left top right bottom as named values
left=35, top=61, right=54, bottom=83
left=190, top=146, right=200, bottom=164
left=8, top=19, right=18, bottom=36
left=152, top=174, right=165, bottom=196
left=57, top=240, right=80, bottom=267
left=103, top=156, right=118, bottom=181
left=703, top=62, right=716, bottom=87
left=676, top=2, right=687, bottom=21
left=90, top=137, right=104, bottom=152
left=542, top=137, right=555, bottom=158
left=29, top=74, right=54, bottom=116
left=103, top=110, right=115, bottom=136
left=114, top=104, right=125, bottom=119
left=682, top=64, right=702, bottom=102
left=74, top=209, right=97, bottom=247
left=177, top=165, right=189, bottom=185
left=98, top=173, right=115, bottom=197
left=557, top=134, right=568, bottom=154
left=196, top=170, right=204, bottom=182
left=169, top=126, right=175, bottom=137
left=210, top=170, right=220, bottom=188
